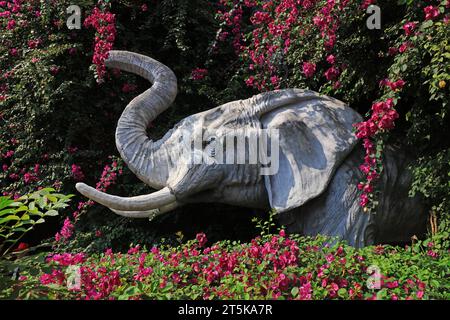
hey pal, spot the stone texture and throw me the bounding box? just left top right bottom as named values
left=76, top=50, right=427, bottom=247
left=278, top=145, right=427, bottom=247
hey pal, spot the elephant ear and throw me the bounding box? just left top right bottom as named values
left=258, top=90, right=362, bottom=213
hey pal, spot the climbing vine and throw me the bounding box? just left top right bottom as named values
left=211, top=0, right=450, bottom=214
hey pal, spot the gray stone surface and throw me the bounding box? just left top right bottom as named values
left=278, top=145, right=426, bottom=247
left=76, top=50, right=426, bottom=247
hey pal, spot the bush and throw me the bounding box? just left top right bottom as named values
left=1, top=230, right=448, bottom=300
left=0, top=188, right=72, bottom=257
left=213, top=0, right=450, bottom=217
left=0, top=0, right=449, bottom=301
left=0, top=0, right=236, bottom=243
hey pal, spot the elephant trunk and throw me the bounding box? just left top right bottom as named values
left=75, top=51, right=178, bottom=213
left=105, top=50, right=177, bottom=189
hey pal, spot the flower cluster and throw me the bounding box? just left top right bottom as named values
left=84, top=3, right=116, bottom=82
left=55, top=217, right=74, bottom=242
left=424, top=5, right=440, bottom=21
left=354, top=97, right=400, bottom=208
left=71, top=164, right=85, bottom=181
left=216, top=0, right=352, bottom=91
left=47, top=253, right=86, bottom=266
left=302, top=61, right=316, bottom=78
left=55, top=158, right=123, bottom=243
left=24, top=233, right=446, bottom=300
left=191, top=68, right=208, bottom=81
left=353, top=6, right=423, bottom=210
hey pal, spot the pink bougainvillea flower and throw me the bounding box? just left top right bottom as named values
left=84, top=7, right=116, bottom=82
left=403, top=22, right=417, bottom=36
left=191, top=68, right=208, bottom=80
left=50, top=66, right=60, bottom=76
left=324, top=66, right=340, bottom=81
left=424, top=6, right=440, bottom=20
left=71, top=164, right=85, bottom=181
left=9, top=48, right=18, bottom=56
left=326, top=54, right=336, bottom=64
left=55, top=217, right=74, bottom=242
left=128, top=245, right=141, bottom=255
left=196, top=233, right=207, bottom=247
left=6, top=19, right=16, bottom=30
left=302, top=61, right=316, bottom=78
left=398, top=42, right=410, bottom=53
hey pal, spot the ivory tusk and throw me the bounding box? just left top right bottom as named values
left=109, top=201, right=179, bottom=219
left=75, top=183, right=176, bottom=211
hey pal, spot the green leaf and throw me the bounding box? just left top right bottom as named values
left=422, top=20, right=433, bottom=29
left=15, top=206, right=29, bottom=213
left=0, top=209, right=18, bottom=217
left=46, top=195, right=58, bottom=203
left=338, top=288, right=347, bottom=298
left=0, top=197, right=14, bottom=211
left=0, top=215, right=21, bottom=225
left=44, top=210, right=59, bottom=217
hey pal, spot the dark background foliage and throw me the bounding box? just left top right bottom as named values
left=0, top=0, right=448, bottom=252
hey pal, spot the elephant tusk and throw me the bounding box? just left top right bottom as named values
left=75, top=183, right=176, bottom=211
left=108, top=201, right=179, bottom=219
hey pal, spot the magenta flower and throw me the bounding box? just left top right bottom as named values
left=424, top=6, right=440, bottom=20
left=324, top=66, right=340, bottom=81
left=302, top=61, right=316, bottom=78
left=55, top=218, right=74, bottom=242
left=71, top=164, right=85, bottom=181
left=403, top=22, right=417, bottom=36
left=191, top=68, right=208, bottom=81
left=326, top=54, right=336, bottom=64
left=6, top=19, right=16, bottom=30
left=196, top=233, right=207, bottom=247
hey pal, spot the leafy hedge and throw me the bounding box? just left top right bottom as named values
left=1, top=0, right=449, bottom=245
left=212, top=0, right=450, bottom=221
left=1, top=229, right=448, bottom=300
left=0, top=0, right=248, bottom=246
left=0, top=0, right=449, bottom=300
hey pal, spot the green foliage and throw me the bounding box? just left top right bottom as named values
left=0, top=0, right=237, bottom=243
left=0, top=188, right=72, bottom=256
left=251, top=209, right=278, bottom=236
left=410, top=149, right=450, bottom=230
left=1, top=232, right=448, bottom=300
left=1, top=2, right=449, bottom=296
left=216, top=0, right=450, bottom=215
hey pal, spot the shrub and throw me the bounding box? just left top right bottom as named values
left=0, top=188, right=72, bottom=256
left=1, top=231, right=448, bottom=300
left=213, top=0, right=450, bottom=217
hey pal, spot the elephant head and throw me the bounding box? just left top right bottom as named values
left=76, top=50, right=362, bottom=219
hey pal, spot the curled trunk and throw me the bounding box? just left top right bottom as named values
left=106, top=50, right=177, bottom=189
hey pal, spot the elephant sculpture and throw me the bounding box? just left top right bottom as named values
left=76, top=50, right=426, bottom=247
